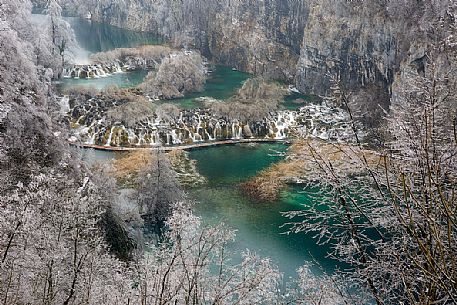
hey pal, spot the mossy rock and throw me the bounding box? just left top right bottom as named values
left=70, top=121, right=80, bottom=129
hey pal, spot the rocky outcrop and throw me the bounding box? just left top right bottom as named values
left=297, top=1, right=456, bottom=128
left=76, top=0, right=308, bottom=81
left=296, top=3, right=397, bottom=96
left=204, top=0, right=308, bottom=81
left=87, top=0, right=158, bottom=33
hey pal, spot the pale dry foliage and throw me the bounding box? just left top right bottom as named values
left=110, top=150, right=152, bottom=182
left=241, top=139, right=382, bottom=202
left=107, top=97, right=155, bottom=127
left=90, top=45, right=174, bottom=65
left=140, top=51, right=206, bottom=99
left=240, top=174, right=284, bottom=202
left=235, top=77, right=288, bottom=103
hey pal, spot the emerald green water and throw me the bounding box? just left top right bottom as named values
left=77, top=143, right=341, bottom=280
left=164, top=66, right=251, bottom=109
left=163, top=67, right=314, bottom=110
left=188, top=143, right=340, bottom=280
left=65, top=17, right=159, bottom=55
left=57, top=70, right=148, bottom=92
left=282, top=91, right=316, bottom=110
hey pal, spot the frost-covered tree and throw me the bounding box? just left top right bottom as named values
left=285, top=46, right=457, bottom=304
left=0, top=3, right=133, bottom=303
left=137, top=150, right=184, bottom=229
left=44, top=0, right=76, bottom=71
left=140, top=51, right=206, bottom=99
left=137, top=207, right=282, bottom=304
left=0, top=173, right=134, bottom=305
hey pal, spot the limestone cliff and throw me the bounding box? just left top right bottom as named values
left=70, top=0, right=456, bottom=125
left=87, top=0, right=158, bottom=33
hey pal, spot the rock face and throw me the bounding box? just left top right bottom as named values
left=87, top=0, right=158, bottom=33
left=204, top=0, right=308, bottom=81
left=296, top=3, right=397, bottom=95
left=75, top=0, right=456, bottom=124
left=79, top=0, right=308, bottom=81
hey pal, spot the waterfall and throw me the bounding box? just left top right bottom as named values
left=63, top=61, right=126, bottom=79
left=318, top=128, right=329, bottom=140
left=150, top=133, right=157, bottom=145
left=231, top=123, right=243, bottom=139
left=113, top=61, right=123, bottom=74
left=88, top=132, right=96, bottom=145
left=205, top=130, right=214, bottom=141
left=171, top=129, right=182, bottom=144
left=137, top=131, right=146, bottom=146
left=268, top=123, right=275, bottom=139
left=70, top=102, right=338, bottom=147
left=237, top=125, right=243, bottom=139
left=127, top=129, right=137, bottom=144
left=195, top=114, right=204, bottom=141
left=105, top=126, right=116, bottom=146
left=312, top=128, right=318, bottom=137
left=59, top=95, right=70, bottom=114
left=213, top=122, right=221, bottom=139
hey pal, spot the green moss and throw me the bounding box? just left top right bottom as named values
left=120, top=131, right=130, bottom=146
left=70, top=121, right=80, bottom=129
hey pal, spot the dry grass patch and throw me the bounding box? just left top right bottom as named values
left=111, top=150, right=153, bottom=186
left=241, top=139, right=383, bottom=202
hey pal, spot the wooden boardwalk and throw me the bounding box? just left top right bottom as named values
left=69, top=138, right=289, bottom=152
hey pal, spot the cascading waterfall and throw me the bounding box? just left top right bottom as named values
left=68, top=96, right=361, bottom=147
left=170, top=130, right=182, bottom=145
left=105, top=126, right=116, bottom=146
left=63, top=61, right=126, bottom=79
left=59, top=95, right=70, bottom=114
left=205, top=130, right=214, bottom=141
left=213, top=122, right=221, bottom=139
left=267, top=111, right=297, bottom=139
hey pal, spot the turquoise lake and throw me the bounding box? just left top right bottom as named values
left=61, top=15, right=339, bottom=282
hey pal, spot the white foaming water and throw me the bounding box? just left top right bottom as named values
left=59, top=96, right=70, bottom=114
left=73, top=47, right=91, bottom=65
left=105, top=127, right=115, bottom=146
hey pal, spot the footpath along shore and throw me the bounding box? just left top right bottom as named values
left=69, top=138, right=290, bottom=152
